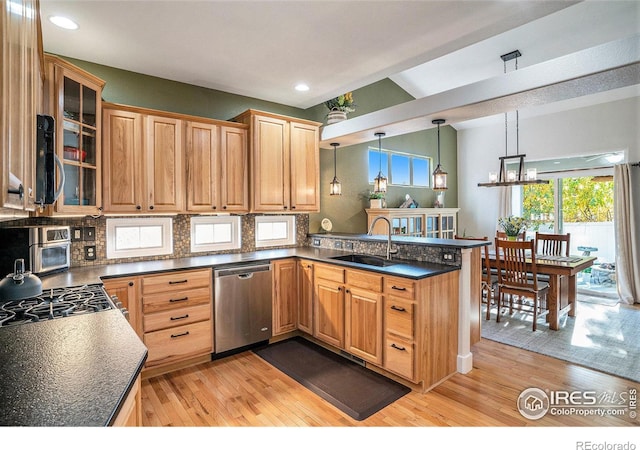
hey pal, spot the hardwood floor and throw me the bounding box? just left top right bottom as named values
left=141, top=338, right=640, bottom=428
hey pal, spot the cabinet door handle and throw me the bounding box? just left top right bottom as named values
left=170, top=314, right=189, bottom=321
left=390, top=305, right=406, bottom=312
left=168, top=279, right=188, bottom=285
left=391, top=343, right=406, bottom=351
left=170, top=331, right=190, bottom=338
left=391, top=286, right=407, bottom=291
left=169, top=296, right=189, bottom=303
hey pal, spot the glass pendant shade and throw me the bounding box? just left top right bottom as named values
left=329, top=143, right=342, bottom=196
left=432, top=119, right=448, bottom=191
left=374, top=172, right=387, bottom=193
left=374, top=132, right=387, bottom=193
left=433, top=164, right=448, bottom=191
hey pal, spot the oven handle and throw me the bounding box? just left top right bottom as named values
left=53, top=153, right=65, bottom=202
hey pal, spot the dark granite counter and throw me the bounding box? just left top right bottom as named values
left=308, top=232, right=490, bottom=248
left=41, top=246, right=459, bottom=290
left=0, top=309, right=147, bottom=426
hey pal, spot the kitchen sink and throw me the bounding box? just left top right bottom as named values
left=330, top=254, right=397, bottom=267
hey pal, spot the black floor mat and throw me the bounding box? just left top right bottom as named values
left=253, top=337, right=411, bottom=421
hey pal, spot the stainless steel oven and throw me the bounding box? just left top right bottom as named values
left=0, top=226, right=71, bottom=276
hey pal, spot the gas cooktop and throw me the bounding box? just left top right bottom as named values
left=0, top=284, right=116, bottom=328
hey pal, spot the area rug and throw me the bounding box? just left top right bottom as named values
left=481, top=301, right=640, bottom=383
left=253, top=337, right=411, bottom=420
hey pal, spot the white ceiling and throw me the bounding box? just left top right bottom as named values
left=39, top=1, right=639, bottom=120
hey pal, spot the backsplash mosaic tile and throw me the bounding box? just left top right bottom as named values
left=0, top=214, right=310, bottom=268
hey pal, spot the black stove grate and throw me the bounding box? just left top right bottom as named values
left=0, top=284, right=114, bottom=327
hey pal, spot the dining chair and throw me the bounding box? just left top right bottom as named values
left=455, top=235, right=497, bottom=320
left=535, top=232, right=571, bottom=257
left=494, top=237, right=549, bottom=331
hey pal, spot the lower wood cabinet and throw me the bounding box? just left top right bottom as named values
left=297, top=259, right=314, bottom=335
left=102, top=276, right=142, bottom=338
left=141, top=268, right=213, bottom=369
left=309, top=261, right=459, bottom=391
left=111, top=375, right=142, bottom=427
left=313, top=263, right=383, bottom=365
left=272, top=259, right=297, bottom=336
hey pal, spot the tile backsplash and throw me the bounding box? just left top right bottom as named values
left=0, top=214, right=310, bottom=268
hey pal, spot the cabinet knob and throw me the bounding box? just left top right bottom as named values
left=345, top=289, right=350, bottom=294
left=128, top=281, right=134, bottom=287
left=212, top=206, right=217, bottom=210
left=283, top=206, right=288, bottom=210
left=291, top=205, right=296, bottom=210
left=337, top=287, right=342, bottom=292
left=136, top=205, right=141, bottom=210
left=223, top=205, right=227, bottom=209
left=149, top=205, right=154, bottom=210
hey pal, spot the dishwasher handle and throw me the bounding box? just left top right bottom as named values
left=214, top=263, right=272, bottom=278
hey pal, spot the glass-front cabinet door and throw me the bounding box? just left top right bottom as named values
left=46, top=56, right=105, bottom=215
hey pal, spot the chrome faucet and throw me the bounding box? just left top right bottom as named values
left=367, top=216, right=398, bottom=260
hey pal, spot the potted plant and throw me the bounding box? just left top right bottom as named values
left=369, top=191, right=385, bottom=209
left=498, top=216, right=528, bottom=240
left=325, top=92, right=356, bottom=124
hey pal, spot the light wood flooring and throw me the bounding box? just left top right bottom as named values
left=141, top=337, right=640, bottom=427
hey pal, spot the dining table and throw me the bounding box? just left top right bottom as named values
left=487, top=251, right=597, bottom=330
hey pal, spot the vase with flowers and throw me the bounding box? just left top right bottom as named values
left=325, top=92, right=356, bottom=124
left=498, top=216, right=528, bottom=240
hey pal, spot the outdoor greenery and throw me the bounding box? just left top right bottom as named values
left=522, top=176, right=614, bottom=226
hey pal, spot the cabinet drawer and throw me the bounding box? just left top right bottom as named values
left=384, top=276, right=415, bottom=299
left=384, top=297, right=415, bottom=339
left=346, top=269, right=382, bottom=292
left=144, top=303, right=211, bottom=333
left=142, top=286, right=211, bottom=313
left=142, top=269, right=211, bottom=295
left=315, top=264, right=345, bottom=283
left=144, top=320, right=212, bottom=366
left=384, top=334, right=415, bottom=381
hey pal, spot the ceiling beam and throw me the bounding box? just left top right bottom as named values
left=320, top=34, right=640, bottom=149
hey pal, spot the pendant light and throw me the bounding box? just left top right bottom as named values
left=329, top=142, right=342, bottom=196
left=373, top=132, right=387, bottom=193
left=432, top=119, right=448, bottom=191
left=478, top=50, right=548, bottom=187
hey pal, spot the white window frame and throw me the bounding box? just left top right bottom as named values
left=190, top=215, right=241, bottom=253
left=255, top=215, right=296, bottom=248
left=368, top=147, right=432, bottom=187
left=106, top=217, right=173, bottom=259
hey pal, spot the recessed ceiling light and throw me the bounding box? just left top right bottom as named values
left=49, top=15, right=78, bottom=30
left=295, top=83, right=309, bottom=92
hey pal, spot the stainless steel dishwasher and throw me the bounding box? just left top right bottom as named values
left=214, top=263, right=272, bottom=354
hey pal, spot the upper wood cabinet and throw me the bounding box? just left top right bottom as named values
left=185, top=121, right=248, bottom=212
left=43, top=55, right=105, bottom=216
left=103, top=105, right=183, bottom=213
left=145, top=115, right=183, bottom=212
left=233, top=109, right=320, bottom=213
left=1, top=0, right=41, bottom=213
left=103, top=103, right=248, bottom=214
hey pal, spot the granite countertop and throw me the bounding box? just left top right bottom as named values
left=308, top=232, right=491, bottom=248
left=0, top=309, right=147, bottom=426
left=41, top=246, right=460, bottom=289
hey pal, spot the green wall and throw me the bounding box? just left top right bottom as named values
left=59, top=55, right=307, bottom=121
left=309, top=126, right=457, bottom=234
left=57, top=55, right=457, bottom=234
